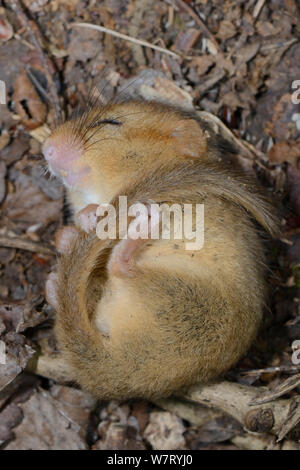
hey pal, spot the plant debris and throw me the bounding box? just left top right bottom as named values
left=0, top=0, right=299, bottom=450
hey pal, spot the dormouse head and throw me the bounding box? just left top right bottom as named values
left=42, top=99, right=210, bottom=202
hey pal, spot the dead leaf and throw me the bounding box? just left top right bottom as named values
left=144, top=411, right=187, bottom=450
left=0, top=331, right=35, bottom=391
left=190, top=55, right=215, bottom=76
left=95, top=422, right=146, bottom=450
left=140, top=76, right=193, bottom=110
left=217, top=20, right=237, bottom=40
left=13, top=71, right=47, bottom=130
left=50, top=385, right=96, bottom=438
left=5, top=390, right=88, bottom=450
left=256, top=21, right=280, bottom=38
left=67, top=28, right=102, bottom=65
left=2, top=170, right=61, bottom=227
left=174, top=29, right=201, bottom=54
left=235, top=42, right=260, bottom=67
left=0, top=403, right=23, bottom=446
left=0, top=17, right=13, bottom=42
left=0, top=132, right=29, bottom=165
left=266, top=94, right=296, bottom=140
left=190, top=416, right=242, bottom=444
left=131, top=400, right=150, bottom=433
left=268, top=139, right=300, bottom=166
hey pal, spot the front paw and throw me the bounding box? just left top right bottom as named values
left=75, top=204, right=99, bottom=233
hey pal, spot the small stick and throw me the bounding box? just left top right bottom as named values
left=249, top=373, right=300, bottom=406
left=26, top=353, right=300, bottom=440
left=69, top=22, right=181, bottom=60
left=179, top=381, right=296, bottom=438
left=25, top=65, right=52, bottom=105
left=0, top=235, right=55, bottom=256
left=9, top=0, right=62, bottom=120
left=253, top=0, right=266, bottom=20
left=241, top=364, right=300, bottom=376
left=176, top=0, right=222, bottom=54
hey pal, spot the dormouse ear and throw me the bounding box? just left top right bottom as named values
left=171, top=119, right=209, bottom=158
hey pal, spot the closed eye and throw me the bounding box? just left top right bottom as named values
left=90, top=118, right=122, bottom=128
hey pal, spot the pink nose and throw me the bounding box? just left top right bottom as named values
left=43, top=143, right=58, bottom=161
left=42, top=137, right=83, bottom=168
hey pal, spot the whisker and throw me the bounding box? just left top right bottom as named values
left=84, top=136, right=123, bottom=152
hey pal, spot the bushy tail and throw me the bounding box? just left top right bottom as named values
left=55, top=233, right=111, bottom=361
left=113, top=160, right=281, bottom=238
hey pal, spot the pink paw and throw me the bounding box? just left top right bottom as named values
left=55, top=226, right=79, bottom=254
left=75, top=204, right=99, bottom=233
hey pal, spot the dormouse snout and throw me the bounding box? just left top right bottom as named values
left=42, top=134, right=91, bottom=187
left=43, top=135, right=83, bottom=169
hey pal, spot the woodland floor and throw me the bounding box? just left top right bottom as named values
left=0, top=0, right=300, bottom=450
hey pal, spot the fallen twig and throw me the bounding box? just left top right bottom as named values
left=70, top=22, right=181, bottom=59
left=153, top=396, right=221, bottom=427
left=277, top=396, right=300, bottom=441
left=26, top=353, right=300, bottom=440
left=241, top=364, right=300, bottom=376
left=179, top=380, right=300, bottom=439
left=232, top=433, right=300, bottom=450
left=9, top=0, right=62, bottom=120
left=250, top=373, right=300, bottom=406
left=26, top=354, right=72, bottom=384
left=25, top=65, right=52, bottom=106
left=176, top=0, right=222, bottom=54
left=253, top=0, right=266, bottom=20
left=0, top=235, right=55, bottom=256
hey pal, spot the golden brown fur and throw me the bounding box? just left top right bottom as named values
left=44, top=100, right=280, bottom=399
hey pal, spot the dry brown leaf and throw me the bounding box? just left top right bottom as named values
left=0, top=132, right=29, bottom=165
left=268, top=139, right=300, bottom=166
left=95, top=422, right=146, bottom=450
left=2, top=170, right=61, bottom=227
left=140, top=76, right=193, bottom=110
left=0, top=331, right=35, bottom=391
left=13, top=71, right=47, bottom=130
left=0, top=17, right=13, bottom=42
left=50, top=385, right=96, bottom=439
left=67, top=28, right=102, bottom=65
left=256, top=21, right=280, bottom=38
left=5, top=390, right=88, bottom=450
left=217, top=20, right=237, bottom=40
left=0, top=403, right=23, bottom=446
left=144, top=411, right=187, bottom=450
left=235, top=42, right=260, bottom=66
left=174, top=29, right=201, bottom=54
left=190, top=55, right=215, bottom=76
left=190, top=416, right=242, bottom=444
